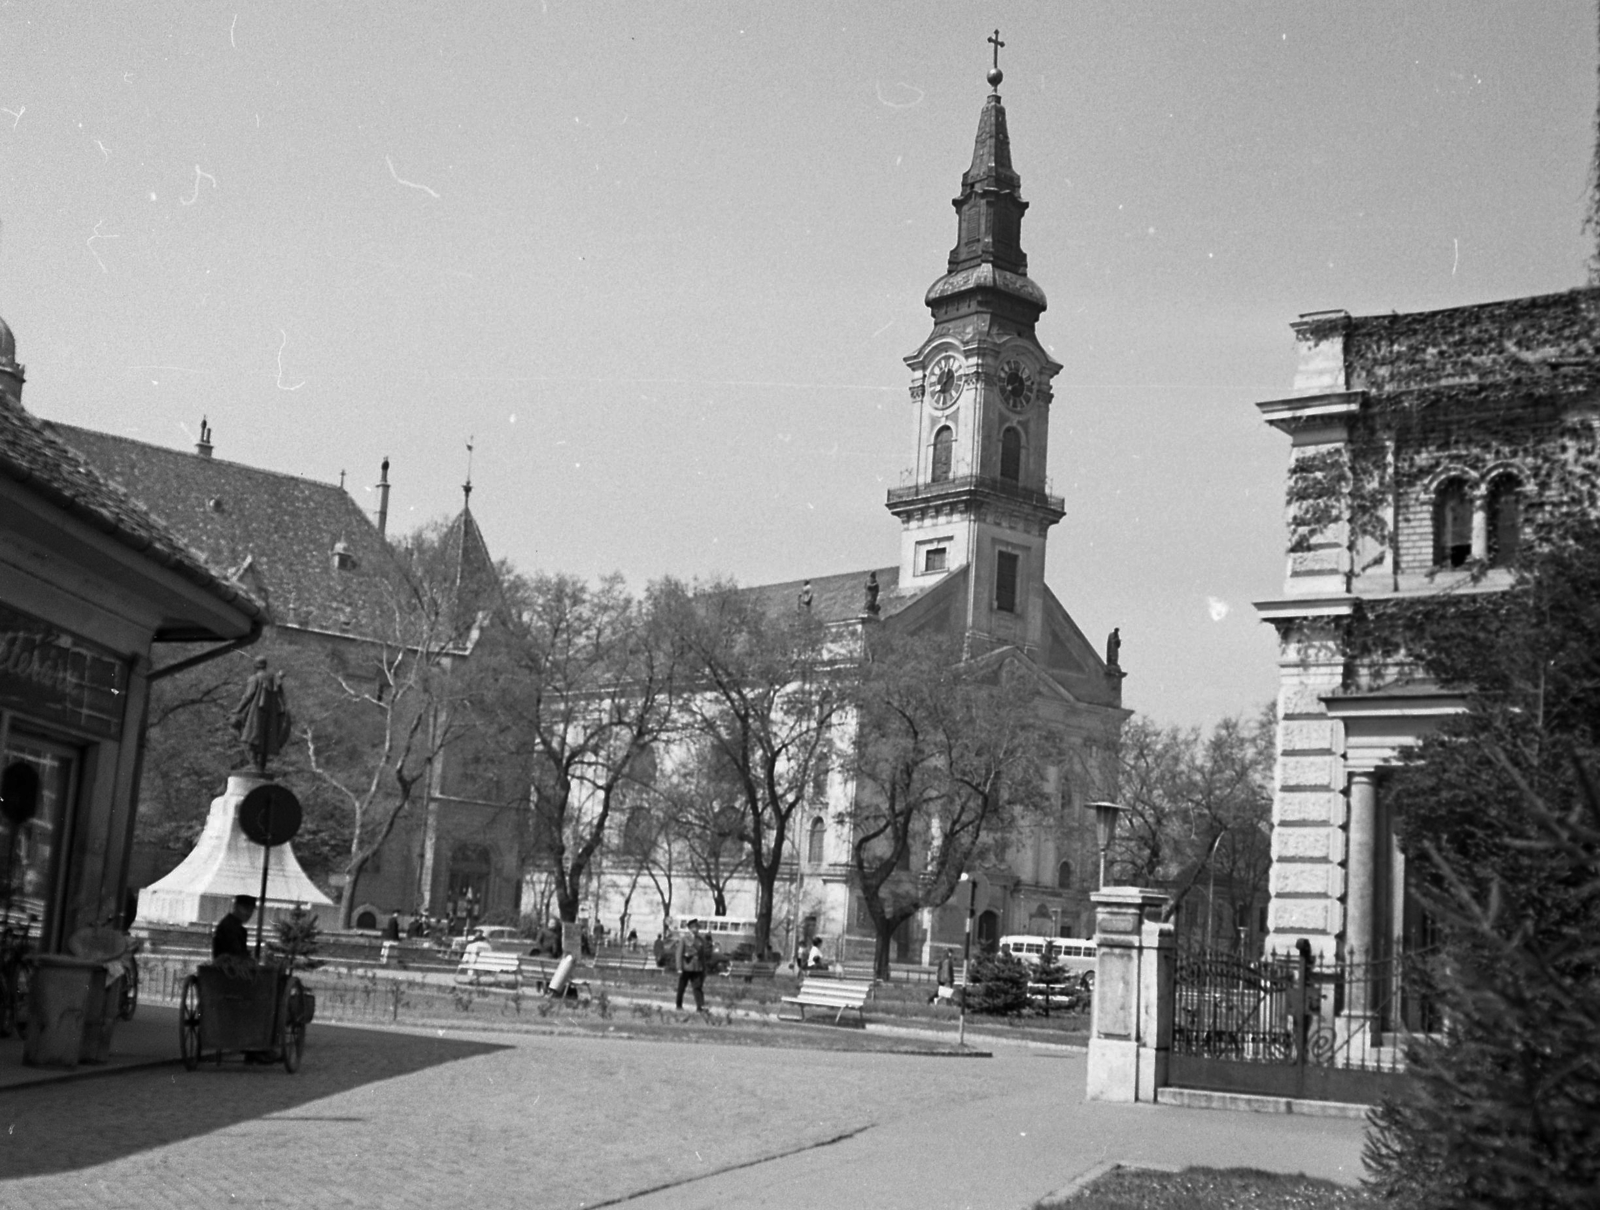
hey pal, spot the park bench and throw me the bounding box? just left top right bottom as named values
left=780, top=976, right=874, bottom=1026
left=723, top=959, right=777, bottom=983
left=454, top=950, right=520, bottom=988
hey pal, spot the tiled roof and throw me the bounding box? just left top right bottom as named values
left=0, top=398, right=263, bottom=628
left=49, top=424, right=394, bottom=639
left=737, top=565, right=919, bottom=624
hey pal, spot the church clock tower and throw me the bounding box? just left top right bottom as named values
left=887, top=42, right=1064, bottom=657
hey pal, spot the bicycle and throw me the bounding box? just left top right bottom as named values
left=0, top=914, right=37, bottom=1038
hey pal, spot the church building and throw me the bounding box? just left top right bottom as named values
left=576, top=56, right=1130, bottom=962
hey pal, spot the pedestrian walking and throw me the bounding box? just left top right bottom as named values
left=674, top=918, right=714, bottom=1012
left=930, top=947, right=956, bottom=1004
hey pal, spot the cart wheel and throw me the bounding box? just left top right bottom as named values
left=282, top=1022, right=304, bottom=1073
left=118, top=962, right=139, bottom=1021
left=179, top=975, right=202, bottom=1071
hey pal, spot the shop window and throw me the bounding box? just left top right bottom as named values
left=1000, top=427, right=1022, bottom=482
left=807, top=816, right=825, bottom=865
left=931, top=426, right=953, bottom=483
left=1433, top=479, right=1473, bottom=568
left=1486, top=475, right=1522, bottom=567
left=995, top=550, right=1019, bottom=613
left=2, top=736, right=77, bottom=947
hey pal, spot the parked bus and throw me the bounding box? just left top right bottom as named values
left=671, top=915, right=760, bottom=966
left=998, top=935, right=1098, bottom=987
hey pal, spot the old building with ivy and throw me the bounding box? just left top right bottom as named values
left=1255, top=288, right=1600, bottom=967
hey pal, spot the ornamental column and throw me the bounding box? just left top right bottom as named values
left=1344, top=771, right=1378, bottom=983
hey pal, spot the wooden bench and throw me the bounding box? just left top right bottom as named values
left=780, top=976, right=874, bottom=1026
left=454, top=950, right=520, bottom=987
left=723, top=960, right=777, bottom=983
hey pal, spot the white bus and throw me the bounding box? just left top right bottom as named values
left=998, top=935, right=1098, bottom=986
left=672, top=915, right=759, bottom=961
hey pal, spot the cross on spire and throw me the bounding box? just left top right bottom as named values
left=463, top=436, right=474, bottom=504
left=986, top=29, right=1005, bottom=91
left=989, top=29, right=1004, bottom=70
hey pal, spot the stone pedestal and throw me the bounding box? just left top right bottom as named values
left=1086, top=887, right=1173, bottom=1103
left=136, top=771, right=332, bottom=928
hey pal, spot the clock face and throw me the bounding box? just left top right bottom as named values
left=1000, top=359, right=1035, bottom=411
left=926, top=354, right=964, bottom=410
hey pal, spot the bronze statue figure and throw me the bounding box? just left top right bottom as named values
left=1105, top=627, right=1121, bottom=669
left=232, top=655, right=292, bottom=771
left=865, top=570, right=881, bottom=616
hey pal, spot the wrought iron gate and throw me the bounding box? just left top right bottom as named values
left=1168, top=943, right=1431, bottom=1105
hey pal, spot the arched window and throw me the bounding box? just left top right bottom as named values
left=1000, top=427, right=1022, bottom=482
left=1433, top=479, right=1473, bottom=568
left=1486, top=475, right=1522, bottom=568
left=807, top=816, right=826, bottom=865
left=1057, top=860, right=1072, bottom=890
left=931, top=426, right=953, bottom=483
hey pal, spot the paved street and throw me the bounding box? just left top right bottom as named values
left=0, top=1019, right=1368, bottom=1210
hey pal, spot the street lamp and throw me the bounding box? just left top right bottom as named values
left=957, top=872, right=977, bottom=1048
left=1089, top=801, right=1128, bottom=889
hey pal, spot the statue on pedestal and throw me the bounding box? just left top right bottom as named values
left=1104, top=627, right=1122, bottom=670
left=864, top=571, right=881, bottom=617
left=232, top=656, right=292, bottom=772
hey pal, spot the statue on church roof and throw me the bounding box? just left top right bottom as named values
left=798, top=580, right=814, bottom=611
left=864, top=571, right=881, bottom=617
left=232, top=655, right=293, bottom=772
left=1105, top=627, right=1122, bottom=670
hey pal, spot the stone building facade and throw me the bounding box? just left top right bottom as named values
left=1255, top=288, right=1600, bottom=963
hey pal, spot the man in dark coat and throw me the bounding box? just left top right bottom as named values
left=212, top=894, right=257, bottom=961
left=674, top=919, right=714, bottom=1012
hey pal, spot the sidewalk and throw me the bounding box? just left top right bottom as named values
left=0, top=1004, right=178, bottom=1092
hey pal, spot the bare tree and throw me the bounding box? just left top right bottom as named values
left=482, top=573, right=680, bottom=926
left=845, top=633, right=1052, bottom=977
left=659, top=578, right=845, bottom=957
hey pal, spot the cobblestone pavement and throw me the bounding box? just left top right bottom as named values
left=0, top=1020, right=1367, bottom=1210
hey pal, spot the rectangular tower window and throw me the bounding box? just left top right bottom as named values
left=995, top=550, right=1019, bottom=613
left=924, top=547, right=948, bottom=573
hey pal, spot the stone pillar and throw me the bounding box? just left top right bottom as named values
left=1086, top=886, right=1172, bottom=1103
left=1345, top=772, right=1378, bottom=971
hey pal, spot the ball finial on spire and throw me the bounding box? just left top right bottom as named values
left=987, top=29, right=1005, bottom=90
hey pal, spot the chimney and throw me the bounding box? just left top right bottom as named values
left=376, top=457, right=391, bottom=539
left=195, top=416, right=213, bottom=458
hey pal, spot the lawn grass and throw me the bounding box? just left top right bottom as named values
left=1036, top=1166, right=1380, bottom=1209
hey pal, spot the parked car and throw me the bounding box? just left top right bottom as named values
left=448, top=926, right=525, bottom=957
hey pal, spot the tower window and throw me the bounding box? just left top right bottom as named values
left=1486, top=476, right=1522, bottom=567
left=1057, top=860, right=1072, bottom=890
left=1000, top=427, right=1022, bottom=482
left=995, top=550, right=1019, bottom=613
left=924, top=547, right=948, bottom=573
left=1432, top=479, right=1472, bottom=569
left=807, top=816, right=825, bottom=866
left=931, top=425, right=953, bottom=484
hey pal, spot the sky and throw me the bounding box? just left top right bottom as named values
left=1, top=2, right=1594, bottom=729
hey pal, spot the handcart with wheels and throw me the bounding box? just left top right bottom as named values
left=179, top=962, right=309, bottom=1073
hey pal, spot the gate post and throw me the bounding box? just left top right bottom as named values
left=1086, top=887, right=1171, bottom=1102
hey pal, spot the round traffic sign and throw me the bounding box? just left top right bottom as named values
left=239, top=783, right=303, bottom=847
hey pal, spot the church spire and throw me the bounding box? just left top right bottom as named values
left=929, top=36, right=1045, bottom=330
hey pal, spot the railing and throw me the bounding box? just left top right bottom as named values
left=1167, top=942, right=1441, bottom=1103
left=885, top=474, right=1064, bottom=515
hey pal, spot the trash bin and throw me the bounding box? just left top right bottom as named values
left=22, top=955, right=106, bottom=1069
left=80, top=973, right=124, bottom=1064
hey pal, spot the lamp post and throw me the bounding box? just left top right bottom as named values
left=1089, top=801, right=1128, bottom=889
left=957, top=872, right=977, bottom=1049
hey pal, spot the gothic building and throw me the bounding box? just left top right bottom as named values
left=1256, top=289, right=1600, bottom=968
left=576, top=60, right=1129, bottom=961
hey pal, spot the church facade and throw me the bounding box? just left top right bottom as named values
left=566, top=65, right=1129, bottom=963
left=1255, top=288, right=1600, bottom=969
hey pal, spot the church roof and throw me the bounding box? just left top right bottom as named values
left=739, top=566, right=919, bottom=625
left=1, top=399, right=264, bottom=631
left=436, top=499, right=504, bottom=633
left=48, top=423, right=394, bottom=639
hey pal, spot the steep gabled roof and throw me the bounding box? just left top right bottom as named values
left=1, top=399, right=263, bottom=631
left=49, top=423, right=393, bottom=640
